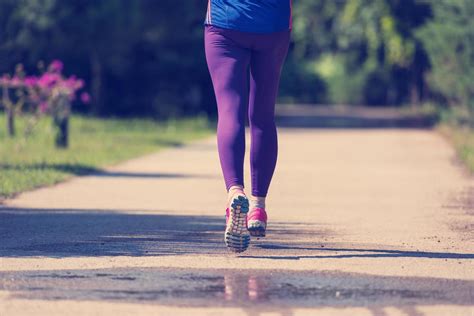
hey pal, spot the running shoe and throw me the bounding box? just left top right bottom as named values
left=247, top=207, right=267, bottom=237
left=225, top=195, right=250, bottom=253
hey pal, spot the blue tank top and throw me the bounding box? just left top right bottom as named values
left=205, top=0, right=292, bottom=33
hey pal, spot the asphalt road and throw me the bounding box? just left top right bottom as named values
left=1, top=109, right=473, bottom=315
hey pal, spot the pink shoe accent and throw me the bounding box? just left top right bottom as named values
left=247, top=207, right=267, bottom=237
left=226, top=207, right=249, bottom=229
left=248, top=207, right=267, bottom=223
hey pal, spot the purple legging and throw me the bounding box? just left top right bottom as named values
left=204, top=25, right=290, bottom=197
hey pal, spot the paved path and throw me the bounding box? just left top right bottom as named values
left=1, top=121, right=473, bottom=315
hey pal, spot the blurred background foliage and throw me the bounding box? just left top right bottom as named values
left=0, top=0, right=472, bottom=122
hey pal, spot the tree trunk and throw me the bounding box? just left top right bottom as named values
left=90, top=50, right=103, bottom=115
left=410, top=70, right=420, bottom=108
left=7, top=106, right=15, bottom=137
left=53, top=95, right=71, bottom=149
left=2, top=85, right=15, bottom=137
left=54, top=115, right=69, bottom=148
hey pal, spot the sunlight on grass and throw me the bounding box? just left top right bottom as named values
left=0, top=114, right=213, bottom=198
left=438, top=124, right=474, bottom=174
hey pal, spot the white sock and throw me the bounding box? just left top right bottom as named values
left=227, top=185, right=245, bottom=204
left=250, top=195, right=266, bottom=209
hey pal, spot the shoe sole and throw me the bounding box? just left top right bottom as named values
left=225, top=195, right=250, bottom=253
left=248, top=220, right=266, bottom=237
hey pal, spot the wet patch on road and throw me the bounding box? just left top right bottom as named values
left=1, top=268, right=472, bottom=309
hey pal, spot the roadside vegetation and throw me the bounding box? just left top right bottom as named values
left=0, top=114, right=212, bottom=199
left=1, top=0, right=473, bottom=198
left=437, top=108, right=474, bottom=174
left=417, top=1, right=474, bottom=174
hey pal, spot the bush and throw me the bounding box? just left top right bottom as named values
left=279, top=57, right=327, bottom=104
left=416, top=0, right=474, bottom=124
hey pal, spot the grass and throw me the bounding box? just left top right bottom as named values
left=0, top=113, right=213, bottom=199
left=436, top=106, right=474, bottom=174
left=438, top=124, right=474, bottom=174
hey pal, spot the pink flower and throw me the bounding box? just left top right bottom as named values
left=37, top=73, right=60, bottom=90
left=0, top=74, right=10, bottom=87
left=49, top=60, right=64, bottom=73
left=24, top=76, right=38, bottom=88
left=10, top=76, right=22, bottom=88
left=80, top=92, right=91, bottom=104
left=1, top=61, right=89, bottom=112
left=63, top=76, right=84, bottom=91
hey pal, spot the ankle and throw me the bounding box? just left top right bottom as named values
left=228, top=184, right=244, bottom=194
left=228, top=185, right=245, bottom=202
left=250, top=195, right=266, bottom=209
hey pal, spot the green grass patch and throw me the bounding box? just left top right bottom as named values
left=0, top=113, right=213, bottom=199
left=438, top=124, right=474, bottom=174
left=436, top=106, right=474, bottom=174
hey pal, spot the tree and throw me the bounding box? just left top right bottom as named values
left=290, top=0, right=431, bottom=106
left=417, top=0, right=474, bottom=123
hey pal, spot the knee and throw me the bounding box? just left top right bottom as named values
left=249, top=112, right=275, bottom=130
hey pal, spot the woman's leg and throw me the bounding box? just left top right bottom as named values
left=248, top=31, right=291, bottom=198
left=204, top=26, right=251, bottom=192
left=205, top=26, right=253, bottom=252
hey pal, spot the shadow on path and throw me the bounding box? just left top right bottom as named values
left=275, top=105, right=437, bottom=129
left=0, top=207, right=320, bottom=258
left=0, top=207, right=225, bottom=257
left=1, top=207, right=472, bottom=262
left=0, top=163, right=214, bottom=179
